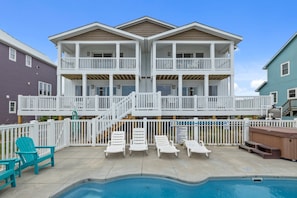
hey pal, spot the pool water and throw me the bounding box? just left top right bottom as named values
left=52, top=175, right=297, bottom=198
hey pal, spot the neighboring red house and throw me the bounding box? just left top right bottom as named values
left=0, top=29, right=56, bottom=124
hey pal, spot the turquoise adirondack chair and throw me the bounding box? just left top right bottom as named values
left=16, top=137, right=55, bottom=175
left=0, top=159, right=16, bottom=190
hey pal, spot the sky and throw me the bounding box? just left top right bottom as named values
left=1, top=0, right=297, bottom=96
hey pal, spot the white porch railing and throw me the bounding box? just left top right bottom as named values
left=1, top=118, right=297, bottom=161
left=161, top=95, right=272, bottom=111
left=95, top=92, right=162, bottom=135
left=61, top=57, right=136, bottom=70
left=156, top=58, right=230, bottom=71
left=18, top=94, right=273, bottom=116
left=96, top=92, right=134, bottom=135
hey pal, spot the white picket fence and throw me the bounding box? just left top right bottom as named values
left=1, top=118, right=297, bottom=160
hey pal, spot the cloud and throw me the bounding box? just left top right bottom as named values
left=233, top=60, right=267, bottom=96
left=234, top=82, right=259, bottom=96
left=250, top=79, right=265, bottom=89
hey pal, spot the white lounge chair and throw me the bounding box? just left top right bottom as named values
left=104, top=131, right=126, bottom=157
left=184, top=140, right=211, bottom=158
left=129, top=128, right=148, bottom=155
left=155, top=135, right=180, bottom=158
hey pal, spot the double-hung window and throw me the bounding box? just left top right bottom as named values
left=288, top=88, right=297, bottom=99
left=38, top=81, right=52, bottom=96
left=281, top=61, right=290, bottom=76
left=9, top=47, right=16, bottom=61
left=9, top=101, right=16, bottom=114
left=26, top=55, right=32, bottom=67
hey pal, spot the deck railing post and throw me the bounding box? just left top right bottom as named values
left=194, top=95, right=197, bottom=111
left=157, top=92, right=162, bottom=112
left=194, top=117, right=199, bottom=141
left=64, top=118, right=71, bottom=147
left=29, top=120, right=39, bottom=145
left=143, top=117, right=147, bottom=135
left=294, top=118, right=297, bottom=128
left=95, top=95, right=98, bottom=112
left=47, top=119, right=55, bottom=146
left=91, top=118, right=97, bottom=146
left=132, top=92, right=136, bottom=112
left=243, top=118, right=250, bottom=142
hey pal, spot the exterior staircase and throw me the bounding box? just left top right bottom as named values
left=95, top=92, right=161, bottom=137
left=282, top=99, right=297, bottom=116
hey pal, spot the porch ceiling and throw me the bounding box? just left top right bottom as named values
left=62, top=74, right=135, bottom=80
left=156, top=75, right=229, bottom=80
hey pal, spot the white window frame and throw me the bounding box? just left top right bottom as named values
left=25, top=55, right=32, bottom=67
left=281, top=61, right=290, bottom=77
left=38, top=81, right=52, bottom=96
left=287, top=88, right=297, bottom=99
left=9, top=101, right=16, bottom=114
left=270, top=91, right=278, bottom=104
left=9, top=47, right=16, bottom=62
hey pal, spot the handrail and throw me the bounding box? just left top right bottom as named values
left=96, top=92, right=134, bottom=135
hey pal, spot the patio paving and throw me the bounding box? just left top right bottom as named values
left=0, top=145, right=296, bottom=198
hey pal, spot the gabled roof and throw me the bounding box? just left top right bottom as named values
left=263, top=32, right=297, bottom=69
left=49, top=22, right=144, bottom=44
left=148, top=22, right=243, bottom=44
left=115, top=16, right=176, bottom=30
left=0, top=29, right=56, bottom=67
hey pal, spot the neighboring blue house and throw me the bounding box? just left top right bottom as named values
left=256, top=33, right=297, bottom=117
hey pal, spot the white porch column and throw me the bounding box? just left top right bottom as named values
left=57, top=74, right=62, bottom=96
left=109, top=74, right=113, bottom=97
left=109, top=74, right=113, bottom=107
left=135, top=42, right=140, bottom=73
left=56, top=74, right=62, bottom=111
left=229, top=42, right=235, bottom=71
left=173, top=43, right=176, bottom=70
left=178, top=74, right=183, bottom=97
left=116, top=43, right=120, bottom=70
left=82, top=74, right=87, bottom=97
left=204, top=74, right=209, bottom=96
left=135, top=75, right=139, bottom=93
left=152, top=42, right=156, bottom=74
left=230, top=75, right=234, bottom=96
left=204, top=74, right=209, bottom=108
left=178, top=74, right=183, bottom=109
left=152, top=75, right=156, bottom=93
left=75, top=43, right=80, bottom=69
left=210, top=43, right=215, bottom=70
left=57, top=42, right=61, bottom=70
left=229, top=42, right=235, bottom=96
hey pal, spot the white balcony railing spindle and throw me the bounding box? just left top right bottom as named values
left=156, top=58, right=229, bottom=71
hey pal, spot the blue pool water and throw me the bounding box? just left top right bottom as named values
left=52, top=175, right=297, bottom=198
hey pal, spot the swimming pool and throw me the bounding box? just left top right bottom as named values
left=51, top=175, right=297, bottom=198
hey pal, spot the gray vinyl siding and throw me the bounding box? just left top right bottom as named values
left=119, top=21, right=172, bottom=37
left=161, top=29, right=226, bottom=41
left=66, top=29, right=131, bottom=41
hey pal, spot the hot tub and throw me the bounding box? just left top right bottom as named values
left=249, top=127, right=297, bottom=161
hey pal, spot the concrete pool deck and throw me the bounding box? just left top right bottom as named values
left=0, top=145, right=296, bottom=198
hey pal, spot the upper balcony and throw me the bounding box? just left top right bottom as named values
left=155, top=57, right=230, bottom=71
left=152, top=41, right=234, bottom=75
left=58, top=41, right=139, bottom=74
left=61, top=57, right=137, bottom=71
